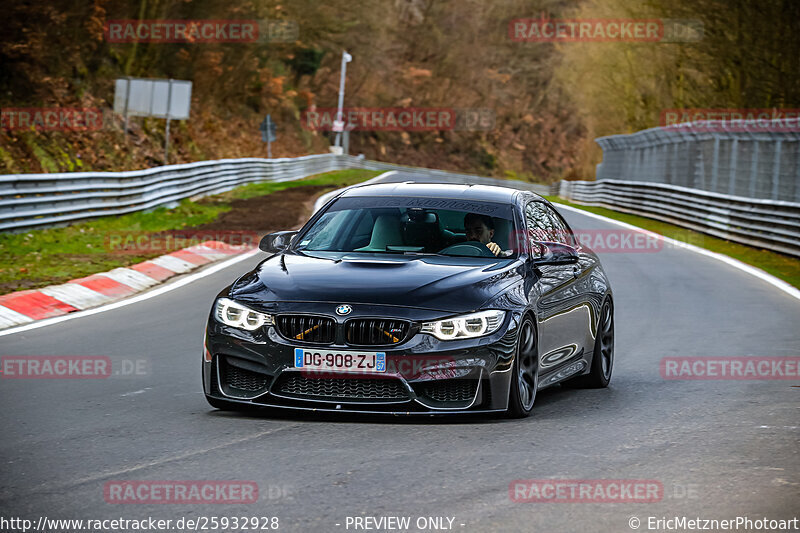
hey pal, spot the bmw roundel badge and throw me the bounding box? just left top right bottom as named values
left=336, top=304, right=352, bottom=316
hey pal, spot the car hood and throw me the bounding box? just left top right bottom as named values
left=228, top=252, right=522, bottom=312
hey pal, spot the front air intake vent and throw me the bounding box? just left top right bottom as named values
left=345, top=319, right=410, bottom=346
left=275, top=315, right=336, bottom=343
left=217, top=356, right=270, bottom=398
left=273, top=374, right=409, bottom=402
left=418, top=380, right=478, bottom=403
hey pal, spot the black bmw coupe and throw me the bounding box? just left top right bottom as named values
left=203, top=182, right=614, bottom=417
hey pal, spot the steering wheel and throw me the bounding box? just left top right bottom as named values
left=438, top=241, right=496, bottom=257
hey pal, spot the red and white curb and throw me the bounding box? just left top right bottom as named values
left=0, top=241, right=251, bottom=330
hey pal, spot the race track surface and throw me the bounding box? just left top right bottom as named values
left=1, top=172, right=798, bottom=532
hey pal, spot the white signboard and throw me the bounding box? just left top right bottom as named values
left=114, top=78, right=192, bottom=119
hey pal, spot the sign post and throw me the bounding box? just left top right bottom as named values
left=164, top=79, right=172, bottom=164
left=260, top=114, right=277, bottom=158
left=114, top=77, right=192, bottom=164
left=123, top=76, right=131, bottom=143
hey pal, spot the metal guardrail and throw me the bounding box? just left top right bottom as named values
left=595, top=118, right=800, bottom=202
left=558, top=179, right=800, bottom=257
left=0, top=154, right=359, bottom=231
left=6, top=145, right=792, bottom=258
left=0, top=155, right=549, bottom=232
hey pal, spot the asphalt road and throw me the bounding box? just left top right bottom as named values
left=1, top=172, right=798, bottom=533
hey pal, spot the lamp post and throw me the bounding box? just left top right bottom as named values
left=334, top=51, right=352, bottom=149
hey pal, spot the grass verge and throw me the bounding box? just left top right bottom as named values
left=545, top=196, right=800, bottom=289
left=0, top=168, right=381, bottom=293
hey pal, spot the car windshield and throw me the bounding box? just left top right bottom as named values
left=294, top=196, right=519, bottom=258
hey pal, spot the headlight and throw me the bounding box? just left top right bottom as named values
left=421, top=310, right=505, bottom=340
left=214, top=298, right=273, bottom=331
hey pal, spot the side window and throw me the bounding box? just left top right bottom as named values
left=544, top=205, right=574, bottom=245
left=524, top=202, right=557, bottom=243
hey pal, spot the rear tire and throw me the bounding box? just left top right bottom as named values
left=563, top=298, right=614, bottom=389
left=506, top=316, right=538, bottom=418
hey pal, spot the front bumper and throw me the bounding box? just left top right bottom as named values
left=203, top=306, right=521, bottom=414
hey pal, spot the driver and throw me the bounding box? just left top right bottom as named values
left=464, top=213, right=501, bottom=256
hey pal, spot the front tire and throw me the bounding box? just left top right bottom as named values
left=506, top=316, right=539, bottom=418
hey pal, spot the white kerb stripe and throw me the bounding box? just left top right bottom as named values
left=0, top=305, right=35, bottom=327
left=99, top=268, right=159, bottom=291
left=186, top=245, right=233, bottom=261
left=39, top=284, right=114, bottom=310
left=0, top=248, right=260, bottom=337
left=150, top=255, right=197, bottom=274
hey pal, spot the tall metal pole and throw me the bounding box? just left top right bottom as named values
left=267, top=115, right=272, bottom=158
left=335, top=51, right=352, bottom=148
left=123, top=77, right=131, bottom=144
left=164, top=79, right=172, bottom=165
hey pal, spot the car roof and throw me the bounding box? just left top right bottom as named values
left=339, top=181, right=534, bottom=204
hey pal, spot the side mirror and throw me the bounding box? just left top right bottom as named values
left=259, top=231, right=297, bottom=254
left=531, top=241, right=579, bottom=265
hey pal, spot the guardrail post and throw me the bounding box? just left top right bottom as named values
left=621, top=149, right=629, bottom=180
left=651, top=144, right=659, bottom=182
left=749, top=140, right=759, bottom=198
left=796, top=142, right=800, bottom=202
left=670, top=142, right=679, bottom=185
left=771, top=140, right=782, bottom=201
left=693, top=142, right=704, bottom=190
left=710, top=137, right=720, bottom=194
left=728, top=138, right=739, bottom=196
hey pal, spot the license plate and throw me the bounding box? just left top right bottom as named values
left=294, top=348, right=386, bottom=373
